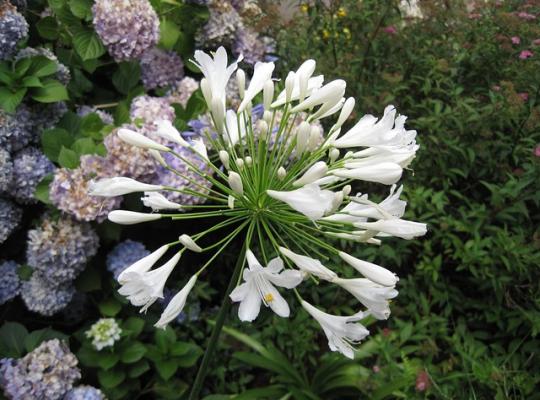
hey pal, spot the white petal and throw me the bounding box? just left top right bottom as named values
left=238, top=62, right=275, bottom=112
left=118, top=245, right=169, bottom=284
left=142, top=192, right=182, bottom=211
left=154, top=275, right=197, bottom=329
left=267, top=184, right=334, bottom=220
left=338, top=252, right=397, bottom=286
left=354, top=219, right=427, bottom=240
left=155, top=120, right=189, bottom=146
left=279, top=247, right=337, bottom=281
left=265, top=269, right=303, bottom=289
left=179, top=234, right=203, bottom=252
left=293, top=161, right=328, bottom=187
left=89, top=177, right=163, bottom=197
left=237, top=282, right=262, bottom=322
left=117, top=128, right=170, bottom=152
left=108, top=210, right=162, bottom=225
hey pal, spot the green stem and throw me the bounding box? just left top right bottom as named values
left=188, top=226, right=251, bottom=400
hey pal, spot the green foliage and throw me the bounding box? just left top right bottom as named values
left=0, top=322, right=68, bottom=358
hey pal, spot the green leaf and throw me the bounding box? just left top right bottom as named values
left=0, top=322, right=29, bottom=358
left=34, top=174, right=53, bottom=204
left=24, top=328, right=68, bottom=353
left=159, top=19, right=180, bottom=50
left=113, top=101, right=130, bottom=125
left=41, top=128, right=73, bottom=162
left=22, top=76, right=43, bottom=88
left=155, top=327, right=176, bottom=354
left=58, top=146, right=80, bottom=169
left=97, top=352, right=120, bottom=370
left=68, top=0, right=92, bottom=19
left=27, top=56, right=58, bottom=78
left=174, top=345, right=202, bottom=368
left=72, top=137, right=96, bottom=155
left=112, top=62, right=141, bottom=94
left=121, top=341, right=147, bottom=364
left=155, top=359, right=178, bottom=380
left=0, top=63, right=13, bottom=85
left=36, top=16, right=59, bottom=40
left=80, top=112, right=105, bottom=138
left=77, top=346, right=101, bottom=367
left=13, top=57, right=33, bottom=78
left=0, top=87, right=27, bottom=113
left=31, top=80, right=69, bottom=103
left=128, top=359, right=150, bottom=378
left=57, top=111, right=82, bottom=134
left=17, top=264, right=33, bottom=281
left=122, top=317, right=145, bottom=337
left=98, top=368, right=126, bottom=389
left=99, top=298, right=122, bottom=317
left=72, top=28, right=106, bottom=61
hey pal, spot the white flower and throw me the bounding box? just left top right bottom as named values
left=332, top=161, right=403, bottom=185
left=267, top=184, right=334, bottom=220
left=191, top=138, right=208, bottom=161
left=155, top=275, right=197, bottom=329
left=334, top=97, right=355, bottom=130
left=179, top=234, right=202, bottom=252
left=108, top=210, right=162, bottom=225
left=291, top=80, right=346, bottom=113
left=279, top=247, right=337, bottom=281
left=142, top=192, right=182, bottom=211
left=117, top=128, right=170, bottom=152
left=230, top=250, right=303, bottom=321
left=338, top=252, right=398, bottom=286
left=301, top=300, right=369, bottom=359
left=85, top=318, right=122, bottom=351
left=354, top=219, right=427, bottom=240
left=293, top=161, right=328, bottom=187
left=155, top=120, right=189, bottom=146
left=333, top=277, right=398, bottom=320
left=225, top=110, right=246, bottom=145
left=228, top=171, right=244, bottom=196
left=118, top=244, right=169, bottom=284
left=238, top=61, right=275, bottom=112
left=89, top=177, right=163, bottom=197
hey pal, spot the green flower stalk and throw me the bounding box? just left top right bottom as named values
left=90, top=47, right=426, bottom=361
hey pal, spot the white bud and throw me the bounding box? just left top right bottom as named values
left=277, top=166, right=287, bottom=180
left=219, top=150, right=230, bottom=169
left=155, top=120, right=189, bottom=147
left=236, top=69, right=245, bottom=98
left=342, top=184, right=352, bottom=196
left=293, top=161, right=328, bottom=187
left=285, top=71, right=295, bottom=104
left=89, top=177, right=163, bottom=197
left=108, top=210, right=162, bottom=225
left=308, top=125, right=321, bottom=150
left=291, top=80, right=346, bottom=113
left=142, top=192, right=182, bottom=211
left=117, top=128, right=170, bottom=152
left=335, top=97, right=355, bottom=129
left=179, top=234, right=203, bottom=252
left=149, top=149, right=167, bottom=167
left=344, top=151, right=354, bottom=159
left=200, top=78, right=212, bottom=107
left=228, top=195, right=235, bottom=209
left=228, top=171, right=244, bottom=196
left=296, top=59, right=316, bottom=103
left=296, top=121, right=310, bottom=155
left=211, top=98, right=225, bottom=134
left=263, top=80, right=274, bottom=110
left=329, top=148, right=340, bottom=162
left=245, top=156, right=253, bottom=166
left=330, top=191, right=344, bottom=213
left=257, top=120, right=269, bottom=136
left=263, top=110, right=273, bottom=124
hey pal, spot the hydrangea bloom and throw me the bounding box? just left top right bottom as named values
left=8, top=147, right=55, bottom=204
left=26, top=215, right=99, bottom=285
left=20, top=273, right=76, bottom=316
left=0, top=198, right=22, bottom=244
left=63, top=386, right=106, bottom=400
left=140, top=48, right=184, bottom=90
left=95, top=48, right=426, bottom=359
left=107, top=240, right=150, bottom=279
left=196, top=0, right=242, bottom=49
left=0, top=149, right=13, bottom=193
left=0, top=339, right=80, bottom=399
left=85, top=318, right=122, bottom=350
left=92, top=0, right=160, bottom=61
left=0, top=105, right=34, bottom=153
left=130, top=95, right=176, bottom=127
left=233, top=28, right=272, bottom=66
left=50, top=155, right=122, bottom=222
left=0, top=2, right=28, bottom=60
left=167, top=77, right=200, bottom=107
left=30, top=102, right=68, bottom=133
left=0, top=260, right=20, bottom=305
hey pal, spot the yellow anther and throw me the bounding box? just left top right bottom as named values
left=264, top=293, right=274, bottom=303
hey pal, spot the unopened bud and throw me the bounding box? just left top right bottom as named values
left=263, top=110, right=273, bottom=124
left=277, top=167, right=286, bottom=180
left=263, top=80, right=274, bottom=110
left=228, top=171, right=243, bottom=196
left=245, top=156, right=253, bottom=166
left=329, top=148, right=340, bottom=162
left=285, top=72, right=295, bottom=103
left=237, top=69, right=245, bottom=98
left=200, top=78, right=212, bottom=107
left=335, top=97, right=355, bottom=129
left=149, top=149, right=167, bottom=167
left=236, top=158, right=245, bottom=170
left=257, top=120, right=269, bottom=136
left=219, top=150, right=230, bottom=169
left=296, top=121, right=310, bottom=155
left=342, top=185, right=352, bottom=196
left=211, top=98, right=225, bottom=134
left=308, top=125, right=321, bottom=150
left=228, top=195, right=235, bottom=209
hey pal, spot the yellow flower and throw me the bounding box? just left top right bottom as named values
left=301, top=4, right=309, bottom=13
left=322, top=29, right=330, bottom=39
left=337, top=7, right=347, bottom=17
left=343, top=27, right=351, bottom=40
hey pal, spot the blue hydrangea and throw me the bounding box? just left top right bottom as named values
left=20, top=273, right=76, bottom=316
left=107, top=240, right=150, bottom=279
left=140, top=47, right=184, bottom=90
left=0, top=260, right=20, bottom=305
left=0, top=105, right=35, bottom=153
left=63, top=386, right=105, bottom=400
left=0, top=149, right=13, bottom=193
left=0, top=2, right=28, bottom=60
left=8, top=147, right=55, bottom=204
left=26, top=216, right=99, bottom=286
left=0, top=198, right=22, bottom=244
left=0, top=339, right=81, bottom=399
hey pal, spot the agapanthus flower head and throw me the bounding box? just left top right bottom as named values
left=0, top=198, right=22, bottom=244
left=64, top=386, right=106, bottom=400
left=0, top=148, right=13, bottom=193
left=26, top=215, right=99, bottom=285
left=0, top=104, right=34, bottom=153
left=21, top=273, right=76, bottom=315
left=92, top=0, right=159, bottom=61
left=8, top=147, right=55, bottom=204
left=140, top=48, right=185, bottom=90
left=167, top=77, right=200, bottom=107
left=0, top=1, right=28, bottom=60
left=107, top=239, right=150, bottom=279
left=95, top=47, right=426, bottom=358
left=85, top=318, right=122, bottom=350
left=0, top=339, right=80, bottom=399
left=0, top=260, right=20, bottom=305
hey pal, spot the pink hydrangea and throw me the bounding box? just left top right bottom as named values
left=517, top=12, right=536, bottom=20
left=519, top=50, right=534, bottom=59
left=511, top=36, right=521, bottom=45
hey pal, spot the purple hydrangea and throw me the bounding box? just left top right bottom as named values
left=0, top=260, right=20, bottom=305
left=130, top=95, right=176, bottom=127
left=92, top=0, right=160, bottom=61
left=50, top=155, right=122, bottom=222
left=16, top=47, right=71, bottom=85
left=0, top=198, right=22, bottom=244
left=196, top=1, right=243, bottom=49
left=107, top=240, right=150, bottom=279
left=26, top=215, right=99, bottom=286
left=233, top=28, right=268, bottom=65
left=0, top=339, right=81, bottom=399
left=0, top=105, right=34, bottom=153
left=0, top=2, right=28, bottom=60
left=63, top=386, right=105, bottom=400
left=140, top=48, right=184, bottom=90
left=166, top=77, right=200, bottom=108
left=8, top=147, right=55, bottom=204
left=0, top=149, right=13, bottom=193
left=76, top=105, right=114, bottom=125
left=31, top=102, right=68, bottom=133
left=20, top=274, right=76, bottom=316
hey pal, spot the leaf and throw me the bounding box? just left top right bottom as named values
left=80, top=112, right=105, bottom=138
left=128, top=359, right=150, bottom=378
left=159, top=19, right=180, bottom=50
left=0, top=322, right=29, bottom=358
left=41, top=128, right=73, bottom=162
left=36, top=16, right=59, bottom=40
left=155, top=359, right=178, bottom=380
left=98, top=368, right=126, bottom=389
left=120, top=341, right=147, bottom=364
left=22, top=76, right=43, bottom=88
left=72, top=28, right=106, bottom=61
left=58, top=146, right=80, bottom=169
left=24, top=328, right=68, bottom=353
left=34, top=174, right=53, bottom=204
left=68, top=0, right=92, bottom=19
left=112, top=62, right=141, bottom=94
left=31, top=80, right=69, bottom=103
left=0, top=87, right=27, bottom=113
left=27, top=56, right=58, bottom=78
left=97, top=352, right=120, bottom=370
left=13, top=57, right=33, bottom=78
left=174, top=345, right=202, bottom=368
left=72, top=137, right=96, bottom=155
left=122, top=317, right=145, bottom=337
left=77, top=346, right=101, bottom=367
left=99, top=298, right=122, bottom=317
left=113, top=101, right=130, bottom=125
left=155, top=327, right=176, bottom=354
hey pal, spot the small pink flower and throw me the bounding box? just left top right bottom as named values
left=511, top=36, right=521, bottom=45
left=373, top=365, right=381, bottom=373
left=416, top=370, right=430, bottom=392
left=517, top=11, right=536, bottom=20
left=532, top=39, right=540, bottom=46
left=518, top=92, right=529, bottom=102
left=383, top=25, right=398, bottom=35
left=519, top=50, right=534, bottom=59
left=534, top=145, right=540, bottom=157
left=492, top=85, right=501, bottom=92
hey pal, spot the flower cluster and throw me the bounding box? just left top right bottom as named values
left=92, top=0, right=160, bottom=61
left=94, top=48, right=426, bottom=358
left=0, top=198, right=21, bottom=244
left=0, top=105, right=34, bottom=153
left=140, top=47, right=185, bottom=90
left=167, top=77, right=200, bottom=107
left=107, top=240, right=150, bottom=279
left=0, top=339, right=81, bottom=399
left=0, top=1, right=28, bottom=60
left=0, top=148, right=12, bottom=193
left=64, top=386, right=106, bottom=400
left=0, top=260, right=20, bottom=305
left=85, top=318, right=122, bottom=351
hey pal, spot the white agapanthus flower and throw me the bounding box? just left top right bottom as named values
left=91, top=47, right=427, bottom=359
left=85, top=318, right=122, bottom=351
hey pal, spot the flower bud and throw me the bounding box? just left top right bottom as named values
left=179, top=234, right=203, bottom=252
left=263, top=80, right=274, bottom=110
left=219, top=150, right=230, bottom=169
left=257, top=120, right=269, bottom=136
left=342, top=184, right=352, bottom=196
left=335, top=97, right=355, bottom=129
left=278, top=166, right=286, bottom=180
left=285, top=71, right=295, bottom=103
left=200, top=78, right=212, bottom=107
left=108, top=210, right=162, bottom=225
left=236, top=158, right=245, bottom=170
left=329, top=148, right=340, bottom=162
left=293, top=161, right=328, bottom=187
left=142, top=192, right=182, bottom=211
left=149, top=149, right=167, bottom=167
left=89, top=177, right=163, bottom=197
left=228, top=195, right=235, bottom=209
left=228, top=171, right=244, bottom=196
left=263, top=110, right=273, bottom=124
left=308, top=125, right=321, bottom=150
left=211, top=98, right=225, bottom=134
left=118, top=128, right=170, bottom=152
left=245, top=156, right=253, bottom=166
left=237, top=69, right=245, bottom=98
left=296, top=122, right=310, bottom=155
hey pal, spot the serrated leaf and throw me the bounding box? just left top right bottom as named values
left=98, top=368, right=126, bottom=389
left=31, top=80, right=69, bottom=103
left=68, top=0, right=92, bottom=19
left=128, top=359, right=150, bottom=378
left=41, top=128, right=73, bottom=161
left=154, top=359, right=178, bottom=380
left=72, top=137, right=96, bottom=155
left=72, top=28, right=106, bottom=61
left=27, top=56, right=58, bottom=78
left=112, top=62, right=141, bottom=94
left=0, top=87, right=27, bottom=113
left=22, top=76, right=43, bottom=88
left=58, top=146, right=79, bottom=169
left=122, top=317, right=145, bottom=337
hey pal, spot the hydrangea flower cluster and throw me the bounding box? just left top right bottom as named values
left=85, top=318, right=122, bottom=350
left=0, top=260, right=20, bottom=305
left=93, top=48, right=426, bottom=359
left=140, top=47, right=185, bottom=90
left=167, top=77, right=200, bottom=107
left=0, top=148, right=13, bottom=193
left=64, top=386, right=106, bottom=400
left=92, top=0, right=160, bottom=61
left=0, top=1, right=28, bottom=60
left=21, top=273, right=76, bottom=316
left=0, top=339, right=81, bottom=399
left=0, top=198, right=22, bottom=244
left=8, top=147, right=54, bottom=204
left=0, top=105, right=34, bottom=153
left=107, top=239, right=150, bottom=279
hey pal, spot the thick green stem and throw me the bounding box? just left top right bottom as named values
left=188, top=238, right=249, bottom=400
